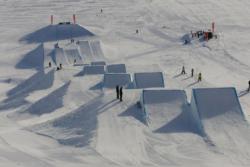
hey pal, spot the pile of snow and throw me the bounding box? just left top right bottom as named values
left=103, top=73, right=131, bottom=88
left=134, top=72, right=165, bottom=89
left=20, top=24, right=94, bottom=43
left=106, top=64, right=126, bottom=73
left=142, top=89, right=197, bottom=133
left=191, top=87, right=250, bottom=158
left=83, top=65, right=105, bottom=75
left=91, top=61, right=106, bottom=66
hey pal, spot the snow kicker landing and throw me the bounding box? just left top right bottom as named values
left=20, top=24, right=94, bottom=43
left=83, top=65, right=105, bottom=75
left=134, top=72, right=164, bottom=89
left=78, top=40, right=105, bottom=62
left=106, top=64, right=126, bottom=73
left=191, top=88, right=250, bottom=152
left=103, top=73, right=132, bottom=88
left=142, top=89, right=197, bottom=133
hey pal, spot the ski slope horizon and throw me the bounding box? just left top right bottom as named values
left=1, top=0, right=250, bottom=166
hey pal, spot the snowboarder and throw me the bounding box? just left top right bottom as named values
left=119, top=86, right=123, bottom=102
left=248, top=80, right=250, bottom=92
left=48, top=62, right=51, bottom=68
left=191, top=68, right=194, bottom=77
left=198, top=73, right=202, bottom=82
left=181, top=66, right=186, bottom=75
left=116, top=85, right=120, bottom=99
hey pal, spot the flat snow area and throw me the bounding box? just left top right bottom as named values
left=1, top=0, right=250, bottom=166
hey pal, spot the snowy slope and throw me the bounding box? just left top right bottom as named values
left=1, top=0, right=250, bottom=166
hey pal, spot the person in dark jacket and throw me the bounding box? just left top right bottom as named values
left=181, top=66, right=186, bottom=75
left=119, top=86, right=123, bottom=102
left=248, top=80, right=250, bottom=92
left=116, top=85, right=119, bottom=99
left=191, top=68, right=194, bottom=77
left=198, top=73, right=202, bottom=82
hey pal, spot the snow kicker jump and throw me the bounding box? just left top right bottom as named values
left=142, top=89, right=197, bottom=133
left=134, top=72, right=165, bottom=89
left=103, top=73, right=132, bottom=88
left=106, top=64, right=126, bottom=73
left=83, top=65, right=105, bottom=75
left=20, top=24, right=94, bottom=44
left=78, top=40, right=105, bottom=62
left=191, top=88, right=250, bottom=150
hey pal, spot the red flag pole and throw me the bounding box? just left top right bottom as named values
left=51, top=15, right=53, bottom=25
left=73, top=14, right=76, bottom=24
left=212, top=22, right=215, bottom=33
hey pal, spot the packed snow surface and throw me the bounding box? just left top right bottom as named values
left=1, top=0, right=250, bottom=167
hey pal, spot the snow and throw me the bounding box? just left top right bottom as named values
left=83, top=65, right=105, bottom=75
left=103, top=73, right=132, bottom=88
left=106, top=64, right=126, bottom=73
left=134, top=72, right=165, bottom=89
left=1, top=0, right=250, bottom=166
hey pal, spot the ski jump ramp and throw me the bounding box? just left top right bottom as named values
left=64, top=48, right=83, bottom=65
left=134, top=72, right=164, bottom=89
left=103, top=73, right=132, bottom=88
left=191, top=87, right=250, bottom=147
left=53, top=48, right=69, bottom=66
left=106, top=64, right=126, bottom=73
left=142, top=89, right=196, bottom=133
left=78, top=40, right=104, bottom=62
left=91, top=61, right=106, bottom=66
left=83, top=65, right=105, bottom=75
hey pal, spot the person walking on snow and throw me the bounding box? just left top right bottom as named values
left=181, top=66, right=186, bottom=75
left=248, top=80, right=250, bottom=92
left=116, top=85, right=120, bottom=99
left=119, top=86, right=123, bottom=102
left=198, top=73, right=202, bottom=82
left=191, top=68, right=194, bottom=77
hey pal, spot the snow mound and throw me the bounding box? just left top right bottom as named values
left=64, top=48, right=83, bottom=65
left=91, top=61, right=106, bottom=66
left=20, top=24, right=94, bottom=43
left=103, top=73, right=131, bottom=88
left=134, top=72, right=165, bottom=89
left=142, top=89, right=197, bottom=133
left=191, top=87, right=250, bottom=153
left=83, top=65, right=105, bottom=75
left=106, top=64, right=126, bottom=73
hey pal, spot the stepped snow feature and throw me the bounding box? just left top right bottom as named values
left=191, top=88, right=250, bottom=154
left=106, top=64, right=126, bottom=73
left=20, top=24, right=94, bottom=43
left=103, top=73, right=132, bottom=88
left=134, top=72, right=165, bottom=89
left=83, top=65, right=105, bottom=75
left=142, top=89, right=197, bottom=133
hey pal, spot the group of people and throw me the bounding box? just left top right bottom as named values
left=116, top=85, right=123, bottom=102
left=48, top=62, right=62, bottom=71
left=181, top=66, right=202, bottom=82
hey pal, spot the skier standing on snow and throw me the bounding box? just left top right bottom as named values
left=198, top=73, right=202, bottom=82
left=191, top=68, right=194, bottom=77
left=116, top=85, right=120, bottom=99
left=248, top=80, right=250, bottom=92
left=49, top=62, right=51, bottom=68
left=119, top=86, right=123, bottom=102
left=59, top=63, right=62, bottom=70
left=181, top=66, right=186, bottom=75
